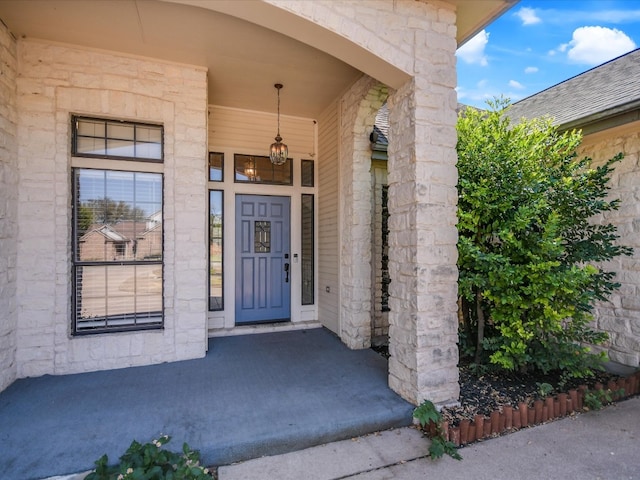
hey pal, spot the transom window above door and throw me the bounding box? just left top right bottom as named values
left=234, top=154, right=292, bottom=185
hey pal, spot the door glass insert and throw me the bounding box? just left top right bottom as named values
left=254, top=221, right=271, bottom=253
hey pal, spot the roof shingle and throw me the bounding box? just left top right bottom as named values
left=507, top=48, right=640, bottom=128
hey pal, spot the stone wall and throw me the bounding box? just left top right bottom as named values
left=15, top=39, right=208, bottom=378
left=0, top=21, right=18, bottom=392
left=579, top=123, right=640, bottom=368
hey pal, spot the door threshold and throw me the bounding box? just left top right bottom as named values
left=208, top=320, right=322, bottom=338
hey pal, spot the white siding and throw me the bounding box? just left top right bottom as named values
left=317, top=100, right=340, bottom=333
left=208, top=105, right=314, bottom=157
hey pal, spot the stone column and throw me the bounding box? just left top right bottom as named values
left=386, top=13, right=460, bottom=405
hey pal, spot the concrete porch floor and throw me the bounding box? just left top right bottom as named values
left=0, top=328, right=414, bottom=480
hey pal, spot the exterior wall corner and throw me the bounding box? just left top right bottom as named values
left=0, top=21, right=18, bottom=392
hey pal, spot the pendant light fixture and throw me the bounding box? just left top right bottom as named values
left=269, top=83, right=288, bottom=166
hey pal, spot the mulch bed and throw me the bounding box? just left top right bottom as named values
left=442, top=363, right=618, bottom=426
left=372, top=345, right=639, bottom=441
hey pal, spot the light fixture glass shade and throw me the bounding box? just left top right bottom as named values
left=269, top=135, right=288, bottom=166
left=270, top=83, right=288, bottom=166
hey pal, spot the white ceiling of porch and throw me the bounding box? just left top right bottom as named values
left=0, top=0, right=514, bottom=118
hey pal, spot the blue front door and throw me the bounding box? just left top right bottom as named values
left=235, top=195, right=291, bottom=324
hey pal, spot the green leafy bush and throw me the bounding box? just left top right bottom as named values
left=85, top=435, right=212, bottom=480
left=456, top=99, right=632, bottom=378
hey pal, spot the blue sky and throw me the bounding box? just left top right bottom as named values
left=456, top=0, right=640, bottom=108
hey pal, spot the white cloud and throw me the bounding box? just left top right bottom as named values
left=509, top=80, right=525, bottom=90
left=524, top=66, right=538, bottom=74
left=515, top=7, right=541, bottom=25
left=565, top=26, right=636, bottom=65
left=456, top=30, right=489, bottom=66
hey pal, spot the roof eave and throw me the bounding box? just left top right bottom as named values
left=558, top=100, right=640, bottom=134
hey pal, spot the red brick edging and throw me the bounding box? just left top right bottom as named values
left=423, top=371, right=640, bottom=447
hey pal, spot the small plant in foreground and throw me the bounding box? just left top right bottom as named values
left=85, top=435, right=213, bottom=480
left=583, top=387, right=625, bottom=411
left=414, top=400, right=462, bottom=461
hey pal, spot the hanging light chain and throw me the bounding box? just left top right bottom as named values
left=276, top=83, right=282, bottom=139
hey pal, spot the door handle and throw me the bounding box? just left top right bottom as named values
left=284, top=262, right=289, bottom=283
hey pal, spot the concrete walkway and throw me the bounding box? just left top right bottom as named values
left=0, top=328, right=414, bottom=480
left=219, top=396, right=640, bottom=480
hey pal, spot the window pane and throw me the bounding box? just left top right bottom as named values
left=136, top=172, right=163, bottom=204
left=76, top=137, right=106, bottom=156
left=74, top=264, right=162, bottom=332
left=74, top=169, right=162, bottom=262
left=301, top=194, right=314, bottom=305
left=136, top=142, right=162, bottom=160
left=209, top=190, right=223, bottom=311
left=106, top=139, right=136, bottom=157
left=107, top=123, right=135, bottom=140
left=75, top=170, right=163, bottom=261
left=137, top=126, right=163, bottom=143
left=77, top=119, right=105, bottom=137
left=209, top=152, right=223, bottom=182
left=105, top=170, right=135, bottom=204
left=301, top=160, right=314, bottom=187
left=234, top=154, right=292, bottom=185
